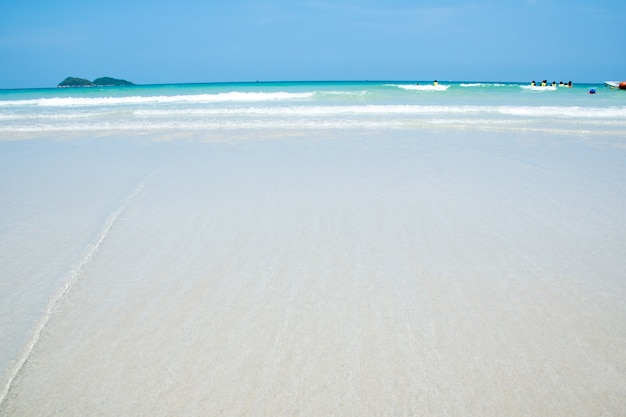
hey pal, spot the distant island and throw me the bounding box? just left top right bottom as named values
left=57, top=77, right=134, bottom=87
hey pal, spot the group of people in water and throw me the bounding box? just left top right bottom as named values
left=414, top=79, right=584, bottom=90
left=414, top=80, right=440, bottom=86
left=422, top=80, right=575, bottom=88
left=530, top=80, right=573, bottom=88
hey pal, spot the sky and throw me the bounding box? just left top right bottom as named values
left=0, top=0, right=625, bottom=88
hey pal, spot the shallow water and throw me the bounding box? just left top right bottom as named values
left=1, top=127, right=625, bottom=416
left=1, top=81, right=625, bottom=137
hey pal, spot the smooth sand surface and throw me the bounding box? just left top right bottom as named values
left=1, top=130, right=625, bottom=416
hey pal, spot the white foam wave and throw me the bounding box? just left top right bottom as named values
left=459, top=83, right=509, bottom=87
left=387, top=84, right=450, bottom=91
left=314, top=90, right=369, bottom=97
left=3, top=105, right=625, bottom=123
left=4, top=118, right=625, bottom=137
left=520, top=85, right=557, bottom=92
left=0, top=111, right=120, bottom=121
left=132, top=105, right=626, bottom=118
left=496, top=105, right=626, bottom=118
left=0, top=91, right=316, bottom=107
left=0, top=119, right=407, bottom=132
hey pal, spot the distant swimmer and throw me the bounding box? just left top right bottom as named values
left=552, top=81, right=556, bottom=87
left=559, top=81, right=564, bottom=86
left=568, top=81, right=573, bottom=88
left=589, top=88, right=596, bottom=94
left=531, top=80, right=536, bottom=86
left=541, top=80, right=547, bottom=87
left=433, top=80, right=438, bottom=86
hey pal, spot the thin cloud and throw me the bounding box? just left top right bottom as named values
left=240, top=2, right=304, bottom=25
left=0, top=29, right=86, bottom=49
left=302, top=1, right=478, bottom=18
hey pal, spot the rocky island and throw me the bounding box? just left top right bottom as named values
left=57, top=76, right=134, bottom=87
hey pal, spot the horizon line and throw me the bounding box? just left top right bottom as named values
left=0, top=78, right=615, bottom=91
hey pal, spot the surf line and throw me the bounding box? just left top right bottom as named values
left=0, top=169, right=159, bottom=407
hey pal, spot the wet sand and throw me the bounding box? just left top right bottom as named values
left=1, top=130, right=625, bottom=416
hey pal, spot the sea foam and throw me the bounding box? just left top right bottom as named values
left=0, top=92, right=316, bottom=107
left=1, top=81, right=625, bottom=138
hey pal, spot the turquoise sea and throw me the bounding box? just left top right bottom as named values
left=1, top=80, right=625, bottom=139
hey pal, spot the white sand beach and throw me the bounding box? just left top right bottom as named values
left=1, top=129, right=625, bottom=416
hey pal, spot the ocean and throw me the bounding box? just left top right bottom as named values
left=1, top=80, right=626, bottom=416
left=1, top=80, right=625, bottom=139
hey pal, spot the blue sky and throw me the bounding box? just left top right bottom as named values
left=1, top=0, right=624, bottom=88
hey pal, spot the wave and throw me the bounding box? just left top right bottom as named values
left=0, top=90, right=375, bottom=108
left=459, top=83, right=510, bottom=87
left=387, top=84, right=450, bottom=91
left=519, top=85, right=557, bottom=92
left=0, top=91, right=317, bottom=107
left=4, top=118, right=625, bottom=136
left=133, top=104, right=626, bottom=118
left=314, top=90, right=369, bottom=97
left=495, top=105, right=626, bottom=118
left=0, top=111, right=118, bottom=121
left=3, top=105, right=626, bottom=120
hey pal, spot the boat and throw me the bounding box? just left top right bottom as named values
left=604, top=81, right=626, bottom=90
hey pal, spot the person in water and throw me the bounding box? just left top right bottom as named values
left=531, top=80, right=536, bottom=86
left=540, top=80, right=547, bottom=87
left=433, top=80, right=438, bottom=86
